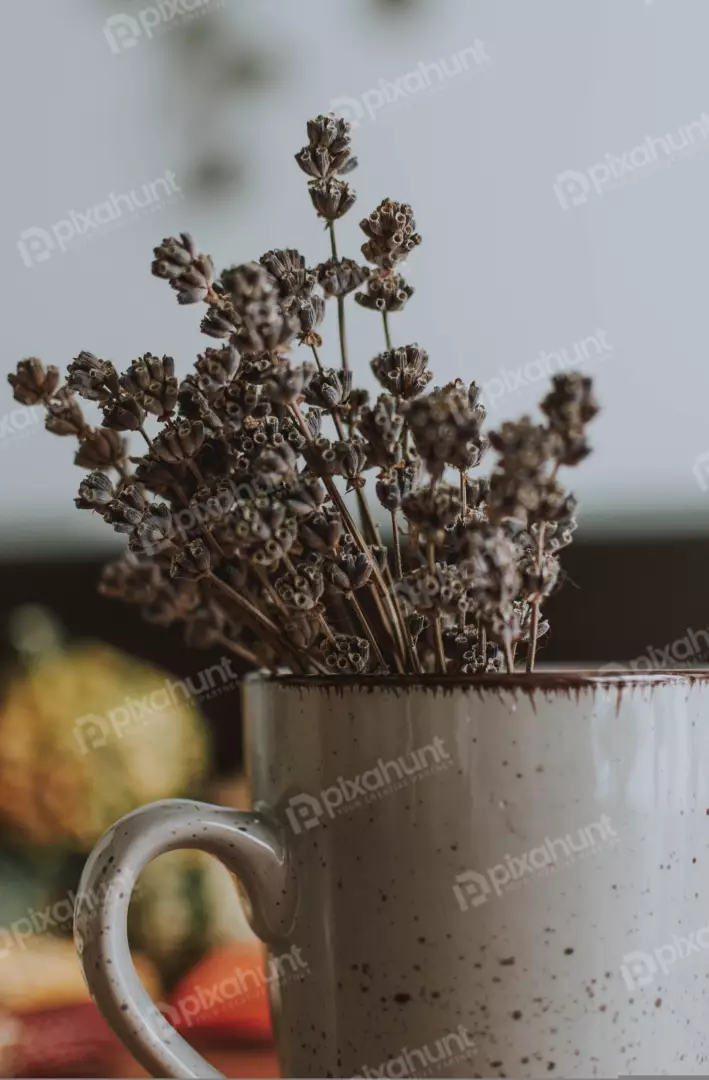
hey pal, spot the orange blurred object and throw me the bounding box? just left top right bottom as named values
left=167, top=941, right=273, bottom=1043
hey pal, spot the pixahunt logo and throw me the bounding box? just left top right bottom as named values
left=329, top=43, right=491, bottom=128
left=554, top=112, right=709, bottom=209
left=18, top=170, right=180, bottom=267
left=0, top=404, right=43, bottom=442
left=0, top=879, right=139, bottom=959
left=159, top=945, right=308, bottom=1027
left=286, top=737, right=452, bottom=834
left=103, top=0, right=224, bottom=54
left=73, top=656, right=238, bottom=755
left=480, top=328, right=613, bottom=411
left=9, top=872, right=140, bottom=961
left=351, top=1026, right=477, bottom=1078
left=453, top=815, right=619, bottom=911
left=621, top=926, right=709, bottom=990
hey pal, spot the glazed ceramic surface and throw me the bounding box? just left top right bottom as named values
left=76, top=673, right=709, bottom=1078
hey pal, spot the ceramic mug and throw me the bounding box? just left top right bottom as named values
left=75, top=672, right=709, bottom=1078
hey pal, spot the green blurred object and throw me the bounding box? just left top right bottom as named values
left=128, top=849, right=250, bottom=987
left=0, top=607, right=210, bottom=852
left=0, top=849, right=69, bottom=944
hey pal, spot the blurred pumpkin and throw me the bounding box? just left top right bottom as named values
left=0, top=607, right=209, bottom=851
left=128, top=848, right=255, bottom=987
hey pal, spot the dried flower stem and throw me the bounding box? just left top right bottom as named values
left=282, top=552, right=299, bottom=576
left=391, top=512, right=403, bottom=579
left=255, top=568, right=290, bottom=619
left=383, top=311, right=393, bottom=351
left=357, top=489, right=382, bottom=546
left=339, top=513, right=406, bottom=670
left=387, top=512, right=421, bottom=670
left=394, top=588, right=423, bottom=674
left=317, top=612, right=337, bottom=644
left=137, top=424, right=154, bottom=451
left=322, top=400, right=380, bottom=549
left=503, top=635, right=515, bottom=674
left=336, top=298, right=349, bottom=371
left=347, top=591, right=388, bottom=672
left=526, top=522, right=546, bottom=673
left=401, top=424, right=410, bottom=458
left=310, top=344, right=325, bottom=374
left=157, top=417, right=228, bottom=562
left=289, top=401, right=406, bottom=665
left=215, top=634, right=261, bottom=667
left=206, top=571, right=302, bottom=670
left=327, top=221, right=349, bottom=371
left=427, top=541, right=447, bottom=673
left=459, top=470, right=467, bottom=517
left=207, top=573, right=278, bottom=636
left=327, top=220, right=338, bottom=259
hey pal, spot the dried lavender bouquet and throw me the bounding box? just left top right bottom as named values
left=9, top=115, right=598, bottom=678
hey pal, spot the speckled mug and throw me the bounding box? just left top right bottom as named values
left=76, top=672, right=709, bottom=1078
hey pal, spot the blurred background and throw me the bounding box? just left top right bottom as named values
left=1, top=0, right=709, bottom=1073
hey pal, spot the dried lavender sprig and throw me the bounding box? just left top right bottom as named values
left=10, top=112, right=599, bottom=681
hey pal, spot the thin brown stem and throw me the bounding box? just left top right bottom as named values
left=460, top=469, right=467, bottom=518
left=432, top=618, right=446, bottom=673
left=503, top=634, right=515, bottom=674
left=391, top=513, right=403, bottom=580
left=379, top=516, right=420, bottom=670
left=330, top=407, right=380, bottom=549
left=328, top=405, right=379, bottom=548
left=526, top=522, right=546, bottom=673
left=215, top=633, right=261, bottom=668
left=383, top=311, right=393, bottom=351
left=336, top=296, right=349, bottom=372
left=137, top=424, right=153, bottom=451
left=367, top=584, right=404, bottom=673
left=326, top=221, right=349, bottom=371
left=327, top=220, right=338, bottom=259
left=208, top=573, right=279, bottom=634
left=206, top=571, right=302, bottom=671
left=185, top=458, right=208, bottom=489
left=310, top=344, right=324, bottom=373
left=389, top=575, right=422, bottom=674
left=427, top=541, right=446, bottom=673
left=255, top=567, right=288, bottom=618
left=183, top=457, right=228, bottom=562
left=317, top=612, right=337, bottom=644
left=289, top=403, right=407, bottom=671
left=347, top=591, right=388, bottom=672
left=137, top=420, right=228, bottom=562
left=356, top=487, right=381, bottom=546
left=281, top=552, right=297, bottom=576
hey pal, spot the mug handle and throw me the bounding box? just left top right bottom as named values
left=74, top=798, right=296, bottom=1080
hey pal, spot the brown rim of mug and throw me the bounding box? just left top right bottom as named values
left=248, top=669, right=709, bottom=691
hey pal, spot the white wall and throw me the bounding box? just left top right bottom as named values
left=1, top=0, right=708, bottom=554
